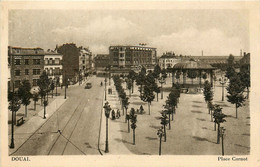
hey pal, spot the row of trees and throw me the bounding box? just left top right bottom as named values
left=225, top=55, right=249, bottom=118
left=8, top=71, right=56, bottom=123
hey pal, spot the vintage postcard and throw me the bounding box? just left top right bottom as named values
left=1, top=1, right=260, bottom=167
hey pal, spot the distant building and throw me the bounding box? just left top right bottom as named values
left=44, top=50, right=63, bottom=85
left=8, top=46, right=45, bottom=90
left=109, top=45, right=157, bottom=68
left=57, top=43, right=80, bottom=84
left=181, top=55, right=242, bottom=66
left=94, top=54, right=110, bottom=69
left=79, top=47, right=93, bottom=77
left=159, top=52, right=181, bottom=69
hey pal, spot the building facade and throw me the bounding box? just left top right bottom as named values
left=57, top=43, right=80, bottom=84
left=8, top=46, right=45, bottom=90
left=109, top=45, right=157, bottom=68
left=159, top=52, right=181, bottom=69
left=44, top=50, right=63, bottom=85
left=79, top=47, right=93, bottom=77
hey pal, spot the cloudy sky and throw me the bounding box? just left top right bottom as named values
left=9, top=9, right=249, bottom=56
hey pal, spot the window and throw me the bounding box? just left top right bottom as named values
left=33, top=79, right=39, bottom=86
left=49, top=58, right=53, bottom=65
left=55, top=58, right=60, bottom=64
left=25, top=59, right=29, bottom=65
left=33, top=69, right=41, bottom=75
left=120, top=53, right=124, bottom=57
left=15, top=70, right=20, bottom=76
left=45, top=58, right=48, bottom=65
left=82, top=60, right=85, bottom=64
left=14, top=59, right=21, bottom=65
left=25, top=69, right=29, bottom=75
left=33, top=59, right=41, bottom=65
left=14, top=80, right=20, bottom=88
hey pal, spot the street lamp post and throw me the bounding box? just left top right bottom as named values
left=10, top=83, right=15, bottom=149
left=157, top=126, right=164, bottom=156
left=219, top=77, right=227, bottom=101
left=220, top=127, right=226, bottom=156
left=159, top=75, right=165, bottom=100
left=64, top=73, right=67, bottom=99
left=104, top=102, right=111, bottom=153
left=105, top=78, right=107, bottom=101
left=43, top=94, right=47, bottom=119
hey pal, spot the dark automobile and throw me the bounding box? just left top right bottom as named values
left=85, top=83, right=92, bottom=89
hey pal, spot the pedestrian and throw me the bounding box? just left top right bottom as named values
left=116, top=109, right=120, bottom=119
left=140, top=105, right=144, bottom=114
left=111, top=110, right=116, bottom=120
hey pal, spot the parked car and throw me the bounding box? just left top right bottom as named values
left=85, top=83, right=92, bottom=89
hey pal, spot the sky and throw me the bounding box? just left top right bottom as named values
left=8, top=9, right=249, bottom=56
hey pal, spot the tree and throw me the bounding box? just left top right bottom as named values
left=128, top=70, right=137, bottom=93
left=203, top=80, right=213, bottom=114
left=38, top=71, right=50, bottom=119
left=213, top=105, right=226, bottom=144
left=130, top=108, right=137, bottom=145
left=161, top=69, right=167, bottom=83
left=33, top=93, right=39, bottom=110
left=8, top=90, right=21, bottom=124
left=50, top=80, right=55, bottom=98
left=18, top=80, right=32, bottom=117
left=122, top=96, right=130, bottom=122
left=175, top=70, right=181, bottom=83
left=239, top=67, right=250, bottom=99
left=153, top=64, right=161, bottom=80
left=187, top=70, right=198, bottom=85
left=136, top=66, right=146, bottom=95
left=226, top=74, right=246, bottom=118
left=160, top=112, right=169, bottom=142
left=225, top=54, right=236, bottom=80
left=202, top=72, right=207, bottom=82
left=126, top=79, right=132, bottom=97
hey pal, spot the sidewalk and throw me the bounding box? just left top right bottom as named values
left=99, top=80, right=133, bottom=155
left=9, top=96, right=68, bottom=155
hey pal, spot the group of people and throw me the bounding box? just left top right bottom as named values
left=111, top=109, right=121, bottom=120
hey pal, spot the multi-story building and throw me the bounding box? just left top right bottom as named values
left=8, top=46, right=44, bottom=90
left=44, top=50, right=63, bottom=85
left=79, top=47, right=92, bottom=77
left=159, top=52, right=181, bottom=69
left=109, top=45, right=157, bottom=68
left=94, top=54, right=110, bottom=69
left=57, top=43, right=80, bottom=84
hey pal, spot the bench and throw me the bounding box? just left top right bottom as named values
left=16, top=117, right=24, bottom=126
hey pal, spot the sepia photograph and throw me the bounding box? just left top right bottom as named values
left=1, top=1, right=260, bottom=167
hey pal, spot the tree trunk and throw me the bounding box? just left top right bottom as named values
left=217, top=123, right=220, bottom=144
left=208, top=102, right=210, bottom=114
left=13, top=112, right=16, bottom=124
left=235, top=104, right=238, bottom=119
left=172, top=107, right=174, bottom=121
left=132, top=81, right=134, bottom=93
left=214, top=122, right=216, bottom=131
left=247, top=87, right=249, bottom=99
left=157, top=93, right=158, bottom=102
left=125, top=108, right=128, bottom=123
left=148, top=102, right=151, bottom=115
left=168, top=113, right=171, bottom=130
left=34, top=100, right=36, bottom=110
left=164, top=125, right=166, bottom=142
left=129, top=89, right=131, bottom=97
left=159, top=137, right=162, bottom=155
left=47, top=92, right=49, bottom=102
left=133, top=129, right=135, bottom=145
left=211, top=109, right=213, bottom=122
left=52, top=90, right=53, bottom=98
left=41, top=96, right=43, bottom=106
left=25, top=105, right=27, bottom=117
left=128, top=120, right=130, bottom=133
